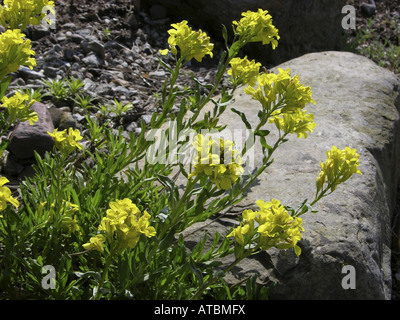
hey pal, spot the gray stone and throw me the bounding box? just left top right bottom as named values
left=7, top=102, right=55, bottom=161
left=83, top=78, right=96, bottom=92
left=94, top=83, right=113, bottom=96
left=361, top=0, right=377, bottom=17
left=71, top=33, right=85, bottom=44
left=63, top=48, right=77, bottom=61
left=17, top=66, right=45, bottom=81
left=43, top=48, right=63, bottom=62
left=181, top=52, right=400, bottom=299
left=61, top=22, right=77, bottom=30
left=149, top=70, right=166, bottom=77
left=43, top=66, right=58, bottom=78
left=141, top=43, right=153, bottom=55
left=111, top=85, right=133, bottom=97
left=82, top=53, right=104, bottom=67
left=58, top=112, right=78, bottom=131
left=146, top=0, right=347, bottom=65
left=126, top=121, right=138, bottom=132
left=141, top=114, right=153, bottom=125
left=81, top=39, right=105, bottom=59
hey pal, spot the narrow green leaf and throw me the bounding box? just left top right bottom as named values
left=228, top=41, right=242, bottom=59
left=0, top=76, right=12, bottom=100
left=254, top=129, right=270, bottom=137
left=221, top=24, right=229, bottom=48
left=231, top=107, right=252, bottom=129
left=189, top=257, right=203, bottom=287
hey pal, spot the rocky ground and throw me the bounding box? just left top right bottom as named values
left=345, top=0, right=400, bottom=75
left=1, top=0, right=400, bottom=299
left=12, top=0, right=225, bottom=130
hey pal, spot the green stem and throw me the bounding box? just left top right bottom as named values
left=310, top=173, right=344, bottom=207
left=155, top=57, right=184, bottom=128
left=158, top=176, right=200, bottom=240
left=189, top=53, right=232, bottom=124
left=190, top=247, right=256, bottom=300
left=93, top=243, right=119, bottom=300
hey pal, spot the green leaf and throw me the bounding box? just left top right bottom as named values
left=231, top=107, right=252, bottom=129
left=216, top=50, right=227, bottom=79
left=74, top=271, right=102, bottom=283
left=255, top=129, right=270, bottom=137
left=191, top=232, right=208, bottom=260
left=189, top=257, right=203, bottom=287
left=259, top=136, right=269, bottom=149
left=228, top=41, right=242, bottom=59
left=0, top=76, right=12, bottom=100
left=221, top=24, right=229, bottom=49
left=156, top=55, right=174, bottom=73
left=158, top=228, right=175, bottom=251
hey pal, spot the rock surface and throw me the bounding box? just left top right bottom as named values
left=181, top=51, right=400, bottom=299
left=7, top=102, right=54, bottom=162
left=145, top=0, right=348, bottom=65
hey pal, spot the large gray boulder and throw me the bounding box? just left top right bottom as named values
left=146, top=0, right=348, bottom=65
left=181, top=51, right=400, bottom=299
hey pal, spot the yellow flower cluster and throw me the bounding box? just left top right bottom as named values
left=269, top=109, right=316, bottom=139
left=1, top=91, right=38, bottom=125
left=0, top=177, right=19, bottom=215
left=83, top=198, right=156, bottom=254
left=227, top=56, right=261, bottom=87
left=316, top=146, right=362, bottom=193
left=232, top=9, right=280, bottom=49
left=160, top=20, right=214, bottom=62
left=188, top=134, right=244, bottom=190
left=245, top=68, right=315, bottom=112
left=47, top=128, right=83, bottom=155
left=245, top=68, right=316, bottom=139
left=227, top=199, right=304, bottom=256
left=0, top=0, right=55, bottom=30
left=0, top=29, right=36, bottom=80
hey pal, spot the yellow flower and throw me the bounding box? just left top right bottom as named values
left=160, top=20, right=214, bottom=62
left=269, top=109, right=317, bottom=139
left=280, top=72, right=315, bottom=113
left=67, top=127, right=83, bottom=150
left=134, top=211, right=156, bottom=238
left=47, top=128, right=67, bottom=144
left=98, top=217, right=116, bottom=243
left=244, top=68, right=315, bottom=113
left=47, top=128, right=83, bottom=155
left=189, top=134, right=244, bottom=190
left=0, top=29, right=36, bottom=80
left=227, top=56, right=261, bottom=87
left=82, top=234, right=105, bottom=253
left=1, top=91, right=37, bottom=125
left=227, top=224, right=249, bottom=246
left=91, top=198, right=156, bottom=254
left=228, top=199, right=304, bottom=256
left=0, top=0, right=55, bottom=30
left=316, top=146, right=362, bottom=193
left=0, top=176, right=19, bottom=212
left=244, top=72, right=278, bottom=111
left=232, top=9, right=280, bottom=48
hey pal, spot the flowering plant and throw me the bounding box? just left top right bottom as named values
left=0, top=0, right=55, bottom=30
left=0, top=6, right=362, bottom=300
